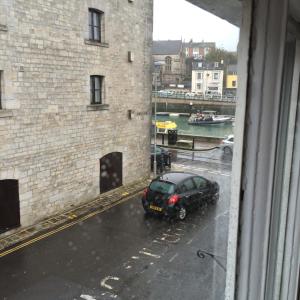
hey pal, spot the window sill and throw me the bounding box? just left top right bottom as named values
left=84, top=39, right=109, bottom=48
left=87, top=104, right=109, bottom=111
left=0, top=109, right=13, bottom=118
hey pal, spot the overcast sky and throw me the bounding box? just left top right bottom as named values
left=153, top=0, right=240, bottom=51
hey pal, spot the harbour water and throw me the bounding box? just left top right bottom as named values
left=155, top=114, right=234, bottom=138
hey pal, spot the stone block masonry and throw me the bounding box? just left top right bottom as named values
left=0, top=0, right=153, bottom=229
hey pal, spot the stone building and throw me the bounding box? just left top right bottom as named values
left=152, top=40, right=185, bottom=88
left=0, top=0, right=153, bottom=232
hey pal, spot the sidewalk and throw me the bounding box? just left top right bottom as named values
left=0, top=177, right=150, bottom=254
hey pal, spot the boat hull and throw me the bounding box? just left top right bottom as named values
left=188, top=118, right=231, bottom=125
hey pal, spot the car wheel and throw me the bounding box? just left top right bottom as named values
left=223, top=146, right=232, bottom=155
left=177, top=206, right=187, bottom=220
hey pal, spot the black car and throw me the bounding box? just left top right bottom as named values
left=150, top=145, right=171, bottom=173
left=142, top=172, right=219, bottom=220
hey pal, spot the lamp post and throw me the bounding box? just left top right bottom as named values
left=153, top=61, right=164, bottom=177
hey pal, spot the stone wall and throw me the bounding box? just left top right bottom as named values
left=0, top=0, right=153, bottom=227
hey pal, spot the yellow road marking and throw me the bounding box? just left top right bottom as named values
left=0, top=190, right=143, bottom=258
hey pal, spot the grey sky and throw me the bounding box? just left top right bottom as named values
left=153, top=0, right=240, bottom=51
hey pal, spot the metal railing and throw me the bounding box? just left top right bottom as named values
left=152, top=91, right=237, bottom=103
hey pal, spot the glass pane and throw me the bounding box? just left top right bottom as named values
left=94, top=89, right=101, bottom=103
left=94, top=26, right=100, bottom=41
left=94, top=77, right=101, bottom=89
left=149, top=180, right=175, bottom=194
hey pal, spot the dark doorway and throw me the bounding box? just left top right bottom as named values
left=100, top=152, right=123, bottom=193
left=0, top=179, right=20, bottom=233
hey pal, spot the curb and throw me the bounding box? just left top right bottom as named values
left=0, top=178, right=150, bottom=255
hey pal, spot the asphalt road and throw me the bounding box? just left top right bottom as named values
left=0, top=156, right=231, bottom=300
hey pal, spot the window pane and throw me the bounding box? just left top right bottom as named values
left=95, top=77, right=101, bottom=90
left=93, top=12, right=100, bottom=27
left=95, top=90, right=101, bottom=103
left=94, top=27, right=100, bottom=41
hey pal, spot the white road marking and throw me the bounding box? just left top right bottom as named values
left=187, top=239, right=193, bottom=245
left=125, top=265, right=132, bottom=269
left=80, top=295, right=96, bottom=300
left=169, top=253, right=178, bottom=262
left=100, top=276, right=120, bottom=290
left=139, top=248, right=161, bottom=258
left=131, top=256, right=139, bottom=260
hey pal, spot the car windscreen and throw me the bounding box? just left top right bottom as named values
left=149, top=180, right=175, bottom=194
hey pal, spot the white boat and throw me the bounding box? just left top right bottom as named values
left=188, top=111, right=232, bottom=125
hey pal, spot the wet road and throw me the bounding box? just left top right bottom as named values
left=0, top=158, right=231, bottom=300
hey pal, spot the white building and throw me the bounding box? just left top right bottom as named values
left=191, top=62, right=224, bottom=96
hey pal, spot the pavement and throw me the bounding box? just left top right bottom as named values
left=0, top=177, right=150, bottom=256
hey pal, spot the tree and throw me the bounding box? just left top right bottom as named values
left=205, top=48, right=237, bottom=65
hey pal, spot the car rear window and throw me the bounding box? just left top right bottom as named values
left=149, top=180, right=175, bottom=194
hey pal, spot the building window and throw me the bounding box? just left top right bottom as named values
left=232, top=80, right=237, bottom=87
left=90, top=75, right=104, bottom=104
left=89, top=9, right=103, bottom=42
left=213, top=73, right=219, bottom=80
left=165, top=56, right=172, bottom=72
left=197, top=72, right=203, bottom=80
left=197, top=83, right=202, bottom=90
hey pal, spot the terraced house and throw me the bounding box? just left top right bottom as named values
left=0, top=0, right=153, bottom=232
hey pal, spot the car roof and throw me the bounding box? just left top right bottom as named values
left=157, top=172, right=198, bottom=184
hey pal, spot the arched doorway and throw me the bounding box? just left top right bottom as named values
left=100, top=152, right=123, bottom=194
left=0, top=179, right=20, bottom=233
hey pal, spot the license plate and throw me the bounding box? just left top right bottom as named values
left=150, top=205, right=163, bottom=212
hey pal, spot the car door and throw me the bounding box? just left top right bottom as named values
left=178, top=178, right=198, bottom=208
left=192, top=176, right=210, bottom=205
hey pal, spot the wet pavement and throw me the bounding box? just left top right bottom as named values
left=0, top=155, right=231, bottom=300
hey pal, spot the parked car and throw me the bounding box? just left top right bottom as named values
left=220, top=134, right=234, bottom=154
left=150, top=145, right=171, bottom=172
left=142, top=172, right=219, bottom=220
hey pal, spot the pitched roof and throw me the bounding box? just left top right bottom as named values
left=183, top=42, right=216, bottom=48
left=152, top=40, right=182, bottom=55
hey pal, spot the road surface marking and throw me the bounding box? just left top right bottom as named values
left=80, top=295, right=96, bottom=300
left=101, top=276, right=120, bottom=290
left=0, top=190, right=144, bottom=258
left=169, top=253, right=178, bottom=262
left=139, top=248, right=161, bottom=259
left=131, top=256, right=139, bottom=260
left=187, top=239, right=193, bottom=245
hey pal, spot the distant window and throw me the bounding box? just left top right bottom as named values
left=89, top=9, right=103, bottom=42
left=197, top=72, right=203, bottom=80
left=90, top=75, right=104, bottom=104
left=165, top=56, right=172, bottom=72
left=213, top=73, right=219, bottom=80
left=197, top=83, right=202, bottom=90
left=232, top=80, right=237, bottom=87
left=214, top=62, right=219, bottom=68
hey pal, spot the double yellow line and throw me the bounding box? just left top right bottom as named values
left=0, top=191, right=142, bottom=258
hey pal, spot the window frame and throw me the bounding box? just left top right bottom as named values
left=90, top=75, right=104, bottom=105
left=88, top=8, right=103, bottom=42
